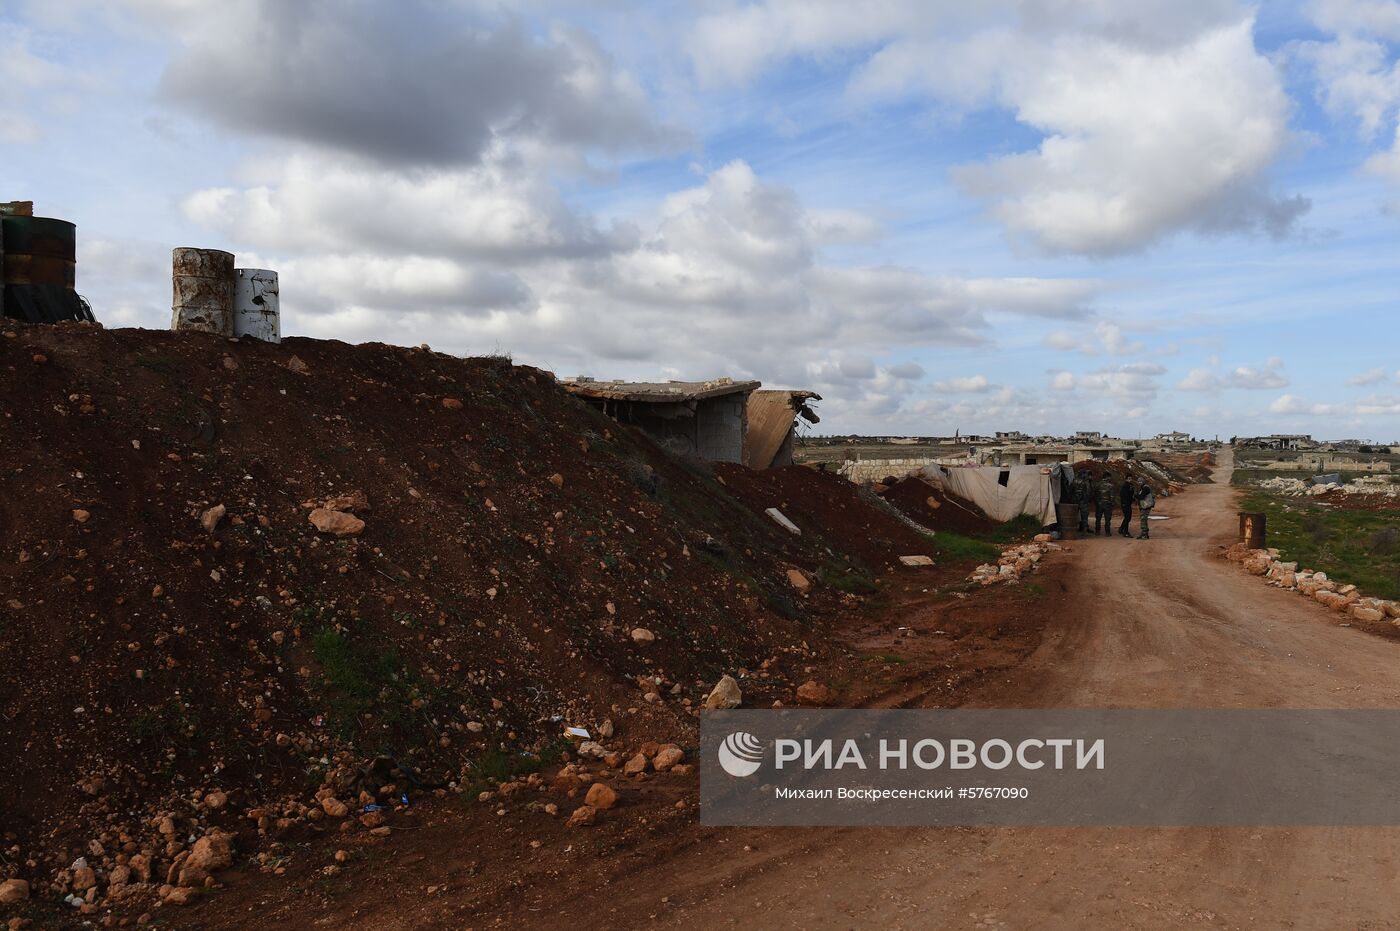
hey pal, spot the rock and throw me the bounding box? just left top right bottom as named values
left=178, top=832, right=233, bottom=887
left=566, top=805, right=597, bottom=827
left=309, top=508, right=365, bottom=537
left=163, top=886, right=196, bottom=905
left=653, top=746, right=685, bottom=772
left=204, top=790, right=228, bottom=811
left=320, top=797, right=349, bottom=818
left=360, top=810, right=386, bottom=829
left=576, top=741, right=607, bottom=759
left=796, top=681, right=834, bottom=706
left=584, top=782, right=618, bottom=810
left=598, top=718, right=615, bottom=739
left=704, top=675, right=743, bottom=710
left=286, top=355, right=309, bottom=374
left=441, top=397, right=463, bottom=410
left=549, top=473, right=564, bottom=488
left=72, top=865, right=96, bottom=892
left=200, top=504, right=226, bottom=533
left=898, top=555, right=934, bottom=567
left=0, top=879, right=28, bottom=904
left=1033, top=533, right=1053, bottom=543
left=1351, top=606, right=1386, bottom=623
left=630, top=627, right=655, bottom=643
left=785, top=568, right=811, bottom=593
left=623, top=752, right=649, bottom=776
left=72, top=508, right=91, bottom=523
left=128, top=854, right=151, bottom=883
left=324, top=490, right=370, bottom=512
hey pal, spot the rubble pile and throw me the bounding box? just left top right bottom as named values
left=1225, top=543, right=1400, bottom=624
left=970, top=537, right=1059, bottom=586
left=0, top=320, right=922, bottom=921
left=1257, top=476, right=1400, bottom=498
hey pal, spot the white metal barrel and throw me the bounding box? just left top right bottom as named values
left=233, top=268, right=280, bottom=343
left=171, top=247, right=235, bottom=334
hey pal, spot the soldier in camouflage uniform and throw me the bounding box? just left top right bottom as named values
left=1137, top=480, right=1156, bottom=539
left=1094, top=473, right=1115, bottom=536
left=1070, top=471, right=1092, bottom=533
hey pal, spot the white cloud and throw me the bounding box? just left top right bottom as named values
left=691, top=2, right=1305, bottom=255
left=1178, top=357, right=1289, bottom=391
left=1042, top=321, right=1145, bottom=355
left=178, top=156, right=1101, bottom=427
left=1268, top=393, right=1346, bottom=415
left=1348, top=366, right=1390, bottom=385
left=1356, top=394, right=1400, bottom=415
left=934, top=374, right=993, bottom=393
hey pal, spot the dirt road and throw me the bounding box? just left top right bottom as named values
left=638, top=449, right=1400, bottom=930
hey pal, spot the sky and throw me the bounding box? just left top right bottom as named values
left=4, top=0, right=1400, bottom=441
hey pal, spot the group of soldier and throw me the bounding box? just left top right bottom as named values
left=1069, top=470, right=1157, bottom=539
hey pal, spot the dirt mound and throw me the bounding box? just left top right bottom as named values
left=1147, top=451, right=1216, bottom=484
left=0, top=320, right=900, bottom=916
left=875, top=476, right=999, bottom=535
left=712, top=464, right=934, bottom=572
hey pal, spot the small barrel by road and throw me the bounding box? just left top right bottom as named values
left=1055, top=502, right=1079, bottom=539
left=233, top=268, right=280, bottom=343
left=172, top=247, right=235, bottom=335
left=1238, top=511, right=1266, bottom=549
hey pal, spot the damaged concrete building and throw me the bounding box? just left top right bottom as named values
left=743, top=390, right=821, bottom=469
left=563, top=377, right=759, bottom=464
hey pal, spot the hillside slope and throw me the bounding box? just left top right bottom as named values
left=0, top=320, right=928, bottom=916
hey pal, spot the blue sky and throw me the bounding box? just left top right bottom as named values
left=4, top=0, right=1400, bottom=441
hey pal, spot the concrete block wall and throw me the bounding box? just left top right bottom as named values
left=838, top=457, right=939, bottom=483
left=696, top=395, right=746, bottom=463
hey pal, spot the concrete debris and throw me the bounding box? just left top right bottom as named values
left=969, top=542, right=1054, bottom=586
left=765, top=507, right=801, bottom=535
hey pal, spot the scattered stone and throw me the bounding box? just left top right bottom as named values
left=286, top=355, right=309, bottom=374
left=320, top=797, right=349, bottom=818
left=178, top=832, right=233, bottom=887
left=898, top=555, right=934, bottom=567
left=200, top=504, right=226, bottom=534
left=630, top=627, right=655, bottom=644
left=796, top=681, right=834, bottom=707
left=72, top=508, right=91, bottom=523
left=203, top=790, right=228, bottom=811
left=549, top=473, right=565, bottom=488
left=785, top=568, right=811, bottom=593
left=704, top=674, right=743, bottom=710
left=623, top=752, right=649, bottom=776
left=441, top=397, right=464, bottom=410
left=584, top=782, right=618, bottom=810
left=309, top=508, right=365, bottom=537
left=653, top=746, right=685, bottom=772
left=566, top=805, right=597, bottom=827
left=0, top=879, right=28, bottom=904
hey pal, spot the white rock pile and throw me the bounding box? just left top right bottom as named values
left=1256, top=476, right=1400, bottom=498
left=970, top=537, right=1058, bottom=586
left=1225, top=542, right=1400, bottom=623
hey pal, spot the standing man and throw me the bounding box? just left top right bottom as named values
left=1071, top=470, right=1092, bottom=534
left=1137, top=480, right=1156, bottom=539
left=1118, top=476, right=1135, bottom=537
left=1094, top=472, right=1115, bottom=536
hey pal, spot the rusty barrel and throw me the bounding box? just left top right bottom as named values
left=1, top=215, right=91, bottom=323
left=1238, top=511, right=1266, bottom=549
left=1055, top=502, right=1079, bottom=539
left=172, top=247, right=235, bottom=335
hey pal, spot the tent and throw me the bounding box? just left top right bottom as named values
left=916, top=463, right=1065, bottom=526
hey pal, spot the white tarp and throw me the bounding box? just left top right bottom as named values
left=917, top=464, right=1060, bottom=526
